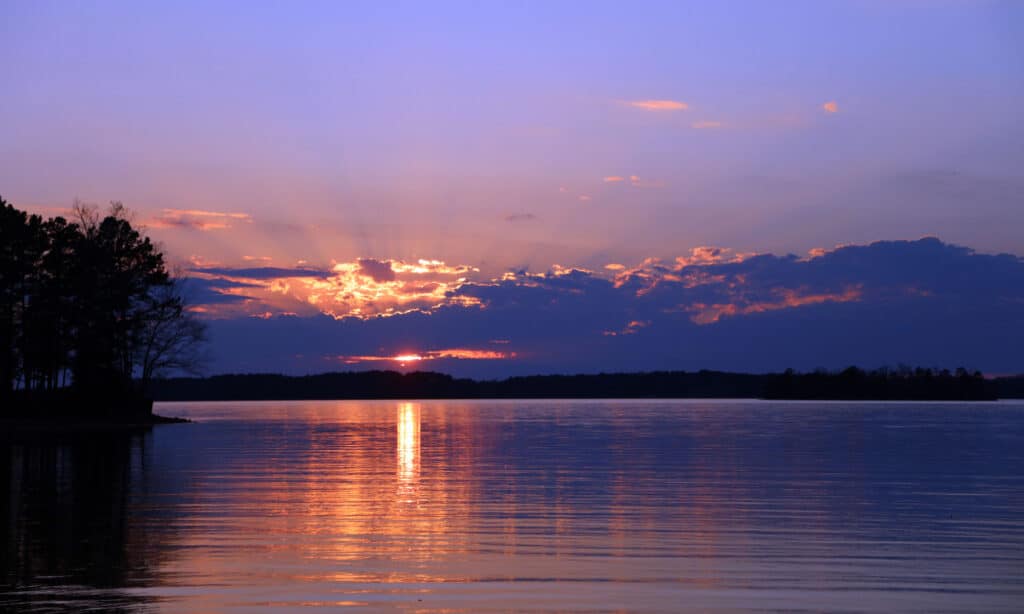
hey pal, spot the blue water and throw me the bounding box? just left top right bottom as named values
left=3, top=399, right=1023, bottom=612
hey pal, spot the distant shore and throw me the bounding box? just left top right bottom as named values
left=149, top=368, right=1020, bottom=402
left=0, top=413, right=190, bottom=434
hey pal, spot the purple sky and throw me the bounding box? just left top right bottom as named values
left=2, top=1, right=1023, bottom=375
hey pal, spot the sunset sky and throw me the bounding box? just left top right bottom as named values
left=3, top=1, right=1023, bottom=376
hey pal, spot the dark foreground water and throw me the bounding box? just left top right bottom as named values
left=2, top=400, right=1023, bottom=613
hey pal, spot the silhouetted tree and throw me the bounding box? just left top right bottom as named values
left=0, top=200, right=44, bottom=397
left=136, top=277, right=208, bottom=392
left=0, top=198, right=206, bottom=414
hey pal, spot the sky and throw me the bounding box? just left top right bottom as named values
left=2, top=1, right=1023, bottom=376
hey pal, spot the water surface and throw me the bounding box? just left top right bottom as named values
left=3, top=399, right=1023, bottom=612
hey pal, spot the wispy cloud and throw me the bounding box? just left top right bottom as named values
left=687, top=287, right=862, bottom=325
left=149, top=208, right=253, bottom=231
left=822, top=100, right=839, bottom=113
left=603, top=174, right=662, bottom=188
left=603, top=319, right=650, bottom=336
left=625, top=99, right=688, bottom=111
left=505, top=213, right=537, bottom=222
left=191, top=266, right=331, bottom=280
left=165, top=209, right=251, bottom=220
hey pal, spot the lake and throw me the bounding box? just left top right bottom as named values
left=2, top=399, right=1023, bottom=612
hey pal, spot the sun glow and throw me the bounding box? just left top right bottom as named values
left=393, top=354, right=424, bottom=364
left=335, top=348, right=514, bottom=365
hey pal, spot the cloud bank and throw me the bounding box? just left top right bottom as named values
left=187, top=239, right=1024, bottom=377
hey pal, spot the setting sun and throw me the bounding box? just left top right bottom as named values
left=393, top=354, right=424, bottom=364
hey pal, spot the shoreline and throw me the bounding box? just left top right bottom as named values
left=0, top=414, right=191, bottom=434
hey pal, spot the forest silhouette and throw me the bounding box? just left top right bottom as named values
left=150, top=366, right=1008, bottom=402
left=1, top=198, right=203, bottom=418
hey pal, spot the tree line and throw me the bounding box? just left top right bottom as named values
left=1, top=197, right=205, bottom=413
left=148, top=366, right=1002, bottom=401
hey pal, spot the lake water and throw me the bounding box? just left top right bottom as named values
left=2, top=399, right=1023, bottom=612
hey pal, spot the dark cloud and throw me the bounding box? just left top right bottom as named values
left=180, top=278, right=256, bottom=305
left=357, top=258, right=396, bottom=282
left=504, top=213, right=537, bottom=222
left=191, top=266, right=332, bottom=279
left=197, top=239, right=1024, bottom=377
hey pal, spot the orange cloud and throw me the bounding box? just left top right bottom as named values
left=626, top=99, right=688, bottom=111
left=189, top=256, right=486, bottom=320
left=609, top=248, right=753, bottom=294
left=822, top=101, right=839, bottom=113
left=603, top=176, right=626, bottom=183
left=164, top=208, right=251, bottom=220
left=688, top=286, right=862, bottom=325
left=676, top=246, right=751, bottom=268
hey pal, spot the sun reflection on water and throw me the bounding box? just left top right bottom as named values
left=397, top=402, right=421, bottom=499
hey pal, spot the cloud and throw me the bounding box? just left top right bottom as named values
left=149, top=208, right=253, bottom=231
left=604, top=175, right=661, bottom=188
left=505, top=213, right=537, bottom=222
left=578, top=195, right=592, bottom=202
left=357, top=258, right=396, bottom=282
left=625, top=99, right=688, bottom=111
left=191, top=266, right=332, bottom=280
left=191, top=258, right=481, bottom=320
left=603, top=320, right=650, bottom=336
left=194, top=239, right=1024, bottom=377
left=686, top=287, right=862, bottom=324
left=180, top=277, right=259, bottom=305
left=691, top=120, right=723, bottom=129
left=822, top=101, right=839, bottom=113
left=166, top=209, right=251, bottom=220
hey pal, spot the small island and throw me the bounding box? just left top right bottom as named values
left=1, top=198, right=203, bottom=428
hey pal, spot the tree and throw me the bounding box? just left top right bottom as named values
left=71, top=202, right=173, bottom=396
left=1, top=198, right=207, bottom=413
left=0, top=198, right=45, bottom=396
left=136, top=276, right=208, bottom=392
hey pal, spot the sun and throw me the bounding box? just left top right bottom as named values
left=393, top=353, right=424, bottom=365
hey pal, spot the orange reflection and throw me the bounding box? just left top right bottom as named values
left=396, top=402, right=421, bottom=500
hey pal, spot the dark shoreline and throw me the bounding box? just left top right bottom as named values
left=0, top=413, right=190, bottom=434
left=149, top=368, right=1017, bottom=402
